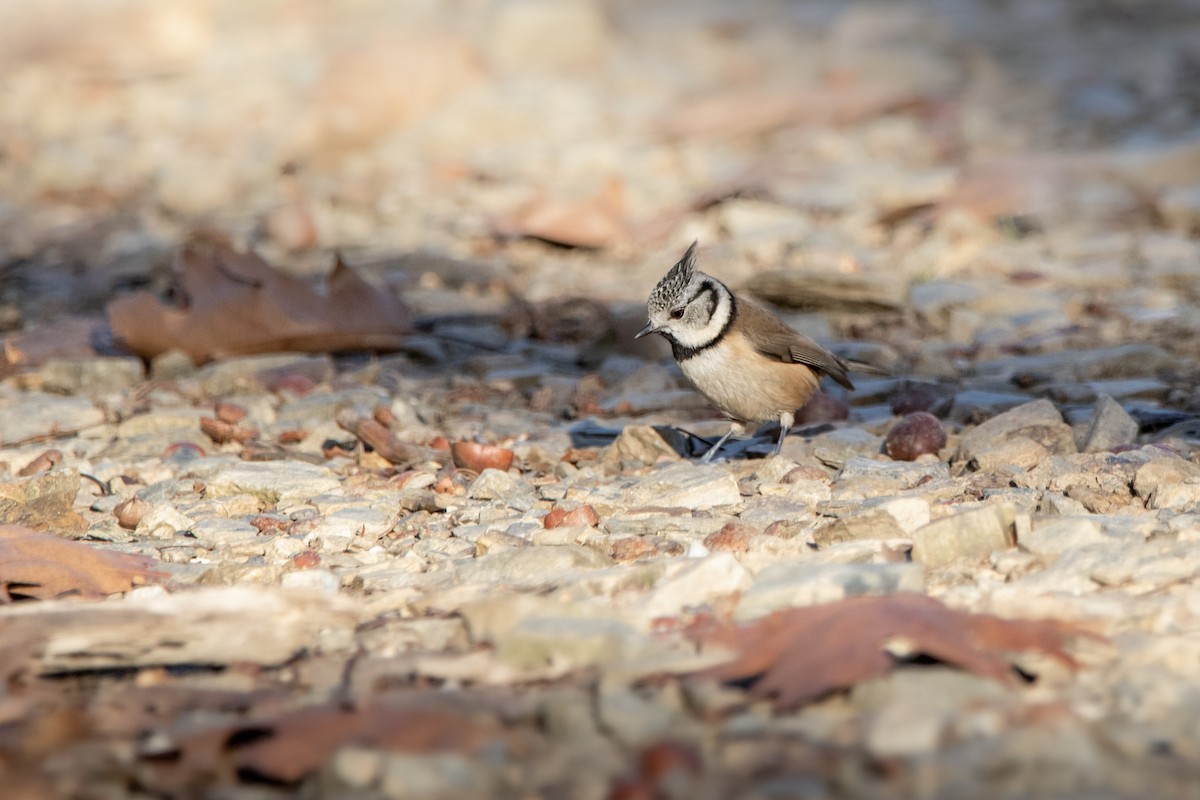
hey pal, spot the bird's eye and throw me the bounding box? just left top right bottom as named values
left=669, top=307, right=685, bottom=319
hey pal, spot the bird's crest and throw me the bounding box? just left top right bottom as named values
left=648, top=241, right=698, bottom=311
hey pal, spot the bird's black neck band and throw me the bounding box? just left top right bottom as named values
left=669, top=288, right=736, bottom=362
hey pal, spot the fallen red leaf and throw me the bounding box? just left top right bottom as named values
left=337, top=414, right=439, bottom=466
left=0, top=524, right=165, bottom=601
left=498, top=178, right=626, bottom=249
left=107, top=236, right=411, bottom=364
left=141, top=699, right=515, bottom=790
left=17, top=450, right=63, bottom=477
left=0, top=317, right=103, bottom=376
left=689, top=593, right=1096, bottom=709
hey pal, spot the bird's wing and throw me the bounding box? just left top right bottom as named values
left=737, top=297, right=855, bottom=390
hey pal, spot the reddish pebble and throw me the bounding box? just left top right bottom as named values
left=606, top=779, right=656, bottom=800
left=451, top=441, right=514, bottom=472
left=703, top=522, right=755, bottom=552
left=214, top=401, right=247, bottom=424
left=639, top=740, right=702, bottom=782
left=885, top=412, right=947, bottom=461
left=200, top=417, right=258, bottom=445
left=544, top=505, right=601, bottom=529
left=289, top=551, right=321, bottom=570
left=372, top=406, right=397, bottom=427
left=276, top=429, right=308, bottom=444
left=610, top=537, right=658, bottom=563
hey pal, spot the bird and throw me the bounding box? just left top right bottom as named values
left=636, top=241, right=857, bottom=462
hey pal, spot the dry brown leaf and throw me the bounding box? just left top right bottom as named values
left=690, top=593, right=1095, bottom=709
left=500, top=178, right=626, bottom=248
left=0, top=524, right=165, bottom=601
left=107, top=237, right=411, bottom=363
left=336, top=413, right=440, bottom=466
left=140, top=700, right=514, bottom=789
left=16, top=450, right=62, bottom=478
left=0, top=317, right=103, bottom=376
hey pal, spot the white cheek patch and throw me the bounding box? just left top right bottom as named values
left=669, top=291, right=732, bottom=349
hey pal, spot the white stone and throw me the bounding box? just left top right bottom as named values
left=626, top=462, right=741, bottom=509
left=640, top=553, right=752, bottom=622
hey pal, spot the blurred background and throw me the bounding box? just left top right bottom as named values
left=1, top=0, right=1199, bottom=382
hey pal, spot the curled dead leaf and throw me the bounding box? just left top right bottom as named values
left=107, top=237, right=411, bottom=364
left=498, top=178, right=626, bottom=249
left=0, top=524, right=165, bottom=601
left=451, top=441, right=514, bottom=473
left=113, top=496, right=151, bottom=530
left=336, top=414, right=438, bottom=466
left=17, top=450, right=62, bottom=477
left=689, top=593, right=1099, bottom=709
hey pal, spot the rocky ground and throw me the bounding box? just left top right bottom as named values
left=3, top=0, right=1200, bottom=798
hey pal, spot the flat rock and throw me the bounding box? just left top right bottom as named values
left=193, top=354, right=335, bottom=398
left=12, top=586, right=358, bottom=672
left=746, top=270, right=908, bottom=313
left=1080, top=394, right=1139, bottom=452
left=1133, top=457, right=1200, bottom=510
left=954, top=399, right=1076, bottom=471
left=640, top=552, right=753, bottom=621
left=467, top=469, right=531, bottom=502
left=910, top=504, right=1016, bottom=567
left=948, top=390, right=1038, bottom=423
left=1020, top=516, right=1142, bottom=557
left=834, top=457, right=950, bottom=496
left=189, top=518, right=261, bottom=549
left=495, top=616, right=647, bottom=672
left=814, top=507, right=907, bottom=546
left=0, top=468, right=87, bottom=532
left=602, top=425, right=681, bottom=471
left=37, top=357, right=145, bottom=397
left=204, top=462, right=341, bottom=505
left=0, top=392, right=104, bottom=446
left=974, top=345, right=1174, bottom=382
left=457, top=544, right=612, bottom=589
left=624, top=462, right=741, bottom=510
left=734, top=561, right=924, bottom=620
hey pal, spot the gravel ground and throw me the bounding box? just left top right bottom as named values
left=2, top=1, right=1200, bottom=798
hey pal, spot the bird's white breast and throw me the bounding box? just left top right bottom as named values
left=679, top=330, right=820, bottom=424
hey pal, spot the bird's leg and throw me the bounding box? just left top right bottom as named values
left=700, top=421, right=744, bottom=463
left=772, top=411, right=795, bottom=457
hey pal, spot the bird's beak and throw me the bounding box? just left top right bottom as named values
left=635, top=321, right=656, bottom=339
